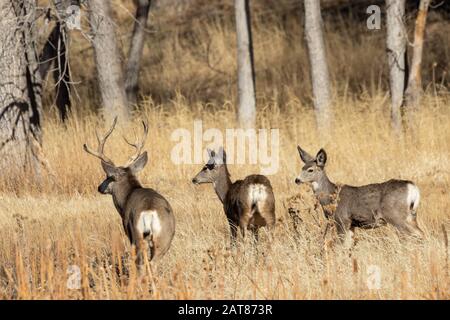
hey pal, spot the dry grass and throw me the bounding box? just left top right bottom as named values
left=1, top=1, right=449, bottom=300
left=0, top=95, right=449, bottom=299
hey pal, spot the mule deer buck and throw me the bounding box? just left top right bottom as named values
left=192, top=147, right=275, bottom=245
left=295, top=146, right=423, bottom=246
left=83, top=117, right=175, bottom=269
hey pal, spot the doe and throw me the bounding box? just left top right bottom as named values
left=295, top=146, right=423, bottom=246
left=192, top=147, right=275, bottom=245
left=83, top=117, right=175, bottom=269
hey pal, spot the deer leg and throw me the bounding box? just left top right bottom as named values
left=248, top=225, right=262, bottom=258
left=239, top=211, right=252, bottom=239
left=405, top=213, right=424, bottom=239
left=249, top=225, right=259, bottom=243
left=263, top=218, right=276, bottom=244
left=386, top=210, right=424, bottom=239
left=395, top=219, right=424, bottom=239
left=409, top=223, right=424, bottom=239
left=239, top=223, right=248, bottom=243
left=335, top=215, right=353, bottom=247
left=147, top=237, right=156, bottom=261
left=343, top=226, right=355, bottom=249
left=134, top=240, right=146, bottom=278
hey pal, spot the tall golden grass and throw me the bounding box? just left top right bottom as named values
left=0, top=95, right=449, bottom=299
left=1, top=1, right=449, bottom=299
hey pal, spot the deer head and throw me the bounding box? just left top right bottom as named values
left=192, top=147, right=227, bottom=185
left=295, top=146, right=327, bottom=186
left=83, top=117, right=149, bottom=195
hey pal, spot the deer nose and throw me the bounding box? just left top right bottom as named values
left=192, top=178, right=198, bottom=184
left=295, top=178, right=301, bottom=185
left=98, top=180, right=110, bottom=194
left=98, top=184, right=106, bottom=194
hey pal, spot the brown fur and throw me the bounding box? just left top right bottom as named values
left=105, top=170, right=175, bottom=262
left=84, top=119, right=175, bottom=269
left=295, top=146, right=423, bottom=245
left=192, top=148, right=275, bottom=244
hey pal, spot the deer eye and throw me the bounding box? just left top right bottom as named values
left=205, top=163, right=215, bottom=170
left=307, top=168, right=314, bottom=173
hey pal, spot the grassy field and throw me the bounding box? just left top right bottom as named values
left=1, top=0, right=449, bottom=300
left=0, top=95, right=449, bottom=299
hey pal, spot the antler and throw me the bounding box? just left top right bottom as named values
left=83, top=117, right=118, bottom=165
left=123, top=119, right=148, bottom=166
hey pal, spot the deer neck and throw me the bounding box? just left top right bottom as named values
left=212, top=166, right=232, bottom=204
left=111, top=177, right=142, bottom=216
left=313, top=171, right=338, bottom=207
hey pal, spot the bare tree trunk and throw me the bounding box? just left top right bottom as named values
left=53, top=24, right=71, bottom=122
left=125, top=0, right=151, bottom=105
left=52, top=0, right=77, bottom=121
left=404, top=0, right=430, bottom=125
left=304, top=0, right=332, bottom=133
left=386, top=0, right=406, bottom=134
left=235, top=0, right=256, bottom=128
left=88, top=0, right=128, bottom=122
left=0, top=0, right=43, bottom=173
left=39, top=25, right=60, bottom=80
left=39, top=22, right=71, bottom=122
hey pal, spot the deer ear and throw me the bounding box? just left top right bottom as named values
left=207, top=148, right=215, bottom=159
left=316, top=149, right=327, bottom=167
left=101, top=161, right=120, bottom=176
left=217, top=146, right=226, bottom=164
left=129, top=151, right=148, bottom=173
left=297, top=146, right=315, bottom=163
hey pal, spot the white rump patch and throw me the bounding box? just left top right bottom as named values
left=406, top=184, right=420, bottom=211
left=248, top=184, right=267, bottom=205
left=136, top=210, right=162, bottom=238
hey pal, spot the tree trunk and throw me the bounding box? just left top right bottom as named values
left=386, top=0, right=407, bottom=134
left=235, top=0, right=256, bottom=129
left=404, top=0, right=430, bottom=124
left=125, top=0, right=151, bottom=105
left=39, top=22, right=71, bottom=122
left=0, top=0, right=43, bottom=173
left=52, top=0, right=77, bottom=121
left=304, top=0, right=332, bottom=133
left=53, top=24, right=71, bottom=122
left=39, top=25, right=60, bottom=80
left=88, top=0, right=128, bottom=122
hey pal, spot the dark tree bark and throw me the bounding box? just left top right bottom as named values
left=39, top=24, right=60, bottom=80
left=0, top=0, right=43, bottom=173
left=52, top=24, right=71, bottom=122
left=88, top=0, right=129, bottom=122
left=125, top=0, right=152, bottom=105
left=39, top=22, right=71, bottom=122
